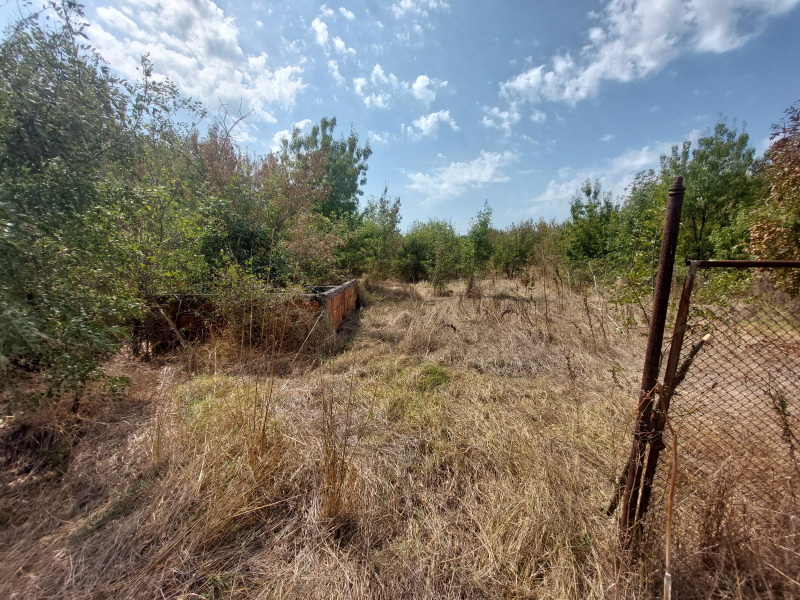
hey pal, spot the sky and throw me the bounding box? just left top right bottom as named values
left=3, top=0, right=800, bottom=231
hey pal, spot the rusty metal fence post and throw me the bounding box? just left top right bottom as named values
left=619, top=176, right=685, bottom=546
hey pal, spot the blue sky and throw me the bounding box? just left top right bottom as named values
left=4, top=0, right=800, bottom=231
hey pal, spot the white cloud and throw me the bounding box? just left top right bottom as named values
left=391, top=0, right=449, bottom=18
left=320, top=4, right=335, bottom=17
left=90, top=0, right=305, bottom=124
left=365, top=93, right=391, bottom=109
left=339, top=6, right=355, bottom=19
left=354, top=64, right=405, bottom=108
left=525, top=134, right=701, bottom=216
left=269, top=119, right=313, bottom=152
left=353, top=77, right=367, bottom=96
left=368, top=130, right=389, bottom=144
left=371, top=64, right=387, bottom=84
left=530, top=109, right=546, bottom=123
left=332, top=36, right=356, bottom=55
left=408, top=151, right=515, bottom=205
left=311, top=17, right=355, bottom=55
left=600, top=133, right=614, bottom=142
left=500, top=0, right=800, bottom=107
left=481, top=106, right=521, bottom=137
left=328, top=60, right=345, bottom=86
left=311, top=17, right=330, bottom=47
left=405, top=110, right=459, bottom=140
left=411, top=74, right=447, bottom=103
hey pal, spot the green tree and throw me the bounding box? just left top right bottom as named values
left=492, top=219, right=547, bottom=278
left=563, top=179, right=618, bottom=261
left=397, top=219, right=462, bottom=293
left=463, top=201, right=493, bottom=275
left=281, top=116, right=372, bottom=220
left=681, top=120, right=758, bottom=260
left=0, top=2, right=135, bottom=383
left=343, top=186, right=402, bottom=278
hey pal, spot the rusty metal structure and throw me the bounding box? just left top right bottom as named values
left=617, top=254, right=800, bottom=595
left=618, top=177, right=686, bottom=543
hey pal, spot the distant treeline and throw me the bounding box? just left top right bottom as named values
left=1, top=2, right=798, bottom=391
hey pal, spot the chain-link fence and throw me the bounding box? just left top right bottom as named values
left=647, top=264, right=800, bottom=597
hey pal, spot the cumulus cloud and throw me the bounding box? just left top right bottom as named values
left=353, top=77, right=367, bottom=95
left=339, top=6, right=355, bottom=19
left=481, top=106, right=521, bottom=137
left=501, top=0, right=800, bottom=107
left=411, top=74, right=447, bottom=103
left=405, top=110, right=459, bottom=140
left=525, top=134, right=700, bottom=215
left=270, top=118, right=313, bottom=152
left=369, top=130, right=389, bottom=144
left=311, top=17, right=356, bottom=55
left=332, top=36, right=356, bottom=54
left=90, top=0, right=305, bottom=123
left=311, top=17, right=330, bottom=46
left=353, top=64, right=405, bottom=109
left=328, top=59, right=345, bottom=86
left=391, top=0, right=450, bottom=18
left=530, top=109, right=547, bottom=123
left=372, top=63, right=400, bottom=87
left=408, top=151, right=515, bottom=205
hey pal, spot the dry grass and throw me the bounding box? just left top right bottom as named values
left=3, top=275, right=759, bottom=599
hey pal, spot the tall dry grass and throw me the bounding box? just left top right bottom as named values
left=5, top=275, right=783, bottom=599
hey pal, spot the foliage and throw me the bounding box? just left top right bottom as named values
left=492, top=220, right=541, bottom=278
left=280, top=116, right=372, bottom=220
left=563, top=179, right=618, bottom=262
left=750, top=102, right=800, bottom=292
left=0, top=2, right=136, bottom=385
left=462, top=201, right=493, bottom=276
left=679, top=120, right=759, bottom=260
left=397, top=220, right=462, bottom=293
left=342, top=186, right=402, bottom=278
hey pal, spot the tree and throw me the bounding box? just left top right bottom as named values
left=345, top=186, right=402, bottom=278
left=281, top=116, right=372, bottom=220
left=750, top=102, right=800, bottom=292
left=0, top=2, right=135, bottom=383
left=0, top=2, right=208, bottom=388
left=397, top=219, right=462, bottom=293
left=563, top=179, right=618, bottom=261
left=463, top=201, right=493, bottom=275
left=680, top=120, right=758, bottom=260
left=492, top=219, right=549, bottom=278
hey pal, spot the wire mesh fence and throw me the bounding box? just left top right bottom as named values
left=649, top=265, right=800, bottom=597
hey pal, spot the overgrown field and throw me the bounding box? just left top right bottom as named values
left=0, top=278, right=757, bottom=599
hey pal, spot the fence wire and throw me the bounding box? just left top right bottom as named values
left=650, top=268, right=800, bottom=597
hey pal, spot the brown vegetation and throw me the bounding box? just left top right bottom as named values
left=2, top=277, right=788, bottom=599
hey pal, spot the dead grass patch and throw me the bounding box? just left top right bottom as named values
left=0, top=277, right=690, bottom=599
